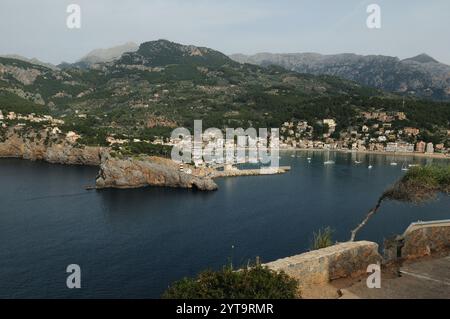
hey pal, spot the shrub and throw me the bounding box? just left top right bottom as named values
left=311, top=227, right=334, bottom=250
left=383, top=165, right=450, bottom=204
left=162, top=265, right=299, bottom=299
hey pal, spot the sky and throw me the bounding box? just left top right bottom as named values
left=1, top=0, right=449, bottom=65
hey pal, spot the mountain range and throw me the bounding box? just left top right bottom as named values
left=11, top=41, right=448, bottom=102
left=230, top=52, right=450, bottom=101
left=1, top=40, right=449, bottom=150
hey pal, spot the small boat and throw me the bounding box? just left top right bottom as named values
left=390, top=153, right=399, bottom=166
left=354, top=152, right=362, bottom=165
left=409, top=164, right=419, bottom=168
left=368, top=165, right=373, bottom=169
left=307, top=157, right=312, bottom=161
left=323, top=151, right=335, bottom=165
left=401, top=162, right=409, bottom=171
left=291, top=155, right=295, bottom=158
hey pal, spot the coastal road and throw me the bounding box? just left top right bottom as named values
left=339, top=255, right=450, bottom=299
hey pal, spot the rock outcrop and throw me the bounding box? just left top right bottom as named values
left=0, top=128, right=102, bottom=165
left=0, top=127, right=217, bottom=191
left=95, top=154, right=218, bottom=191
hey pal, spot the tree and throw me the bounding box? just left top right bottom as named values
left=350, top=165, right=450, bottom=241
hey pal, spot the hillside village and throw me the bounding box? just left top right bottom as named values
left=1, top=106, right=449, bottom=160
left=280, top=110, right=449, bottom=155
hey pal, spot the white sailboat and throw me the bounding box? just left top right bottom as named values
left=323, top=150, right=335, bottom=165
left=390, top=154, right=398, bottom=166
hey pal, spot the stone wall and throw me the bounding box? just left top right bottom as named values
left=401, top=220, right=450, bottom=259
left=265, top=241, right=381, bottom=285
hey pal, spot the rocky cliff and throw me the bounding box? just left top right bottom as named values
left=0, top=127, right=218, bottom=191
left=95, top=154, right=218, bottom=191
left=0, top=127, right=102, bottom=165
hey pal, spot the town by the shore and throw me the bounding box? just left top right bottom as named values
left=280, top=147, right=450, bottom=160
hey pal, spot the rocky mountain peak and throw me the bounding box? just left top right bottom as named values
left=80, top=42, right=138, bottom=63
left=121, top=40, right=234, bottom=67
left=403, top=53, right=439, bottom=64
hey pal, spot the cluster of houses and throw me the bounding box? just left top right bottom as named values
left=279, top=113, right=449, bottom=155
left=360, top=111, right=407, bottom=122
left=0, top=110, right=64, bottom=127
left=0, top=109, right=81, bottom=144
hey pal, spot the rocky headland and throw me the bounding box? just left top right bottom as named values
left=0, top=127, right=218, bottom=191
left=95, top=153, right=218, bottom=191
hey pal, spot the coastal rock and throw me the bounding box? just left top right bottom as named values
left=0, top=128, right=103, bottom=165
left=95, top=154, right=218, bottom=191
left=0, top=127, right=217, bottom=191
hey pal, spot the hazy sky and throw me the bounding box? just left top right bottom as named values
left=1, top=0, right=449, bottom=64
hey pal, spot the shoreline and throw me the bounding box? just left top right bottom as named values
left=279, top=147, right=450, bottom=160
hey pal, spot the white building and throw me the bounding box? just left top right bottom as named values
left=385, top=143, right=398, bottom=152
left=323, top=119, right=337, bottom=133
left=386, top=142, right=415, bottom=153
left=51, top=127, right=62, bottom=135
left=66, top=131, right=81, bottom=143
left=397, top=143, right=415, bottom=153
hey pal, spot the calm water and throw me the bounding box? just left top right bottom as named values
left=0, top=152, right=449, bottom=298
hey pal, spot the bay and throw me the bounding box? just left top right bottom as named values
left=0, top=151, right=448, bottom=298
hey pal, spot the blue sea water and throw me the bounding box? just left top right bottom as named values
left=0, top=151, right=448, bottom=298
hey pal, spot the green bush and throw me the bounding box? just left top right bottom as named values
left=384, top=165, right=450, bottom=203
left=162, top=265, right=299, bottom=299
